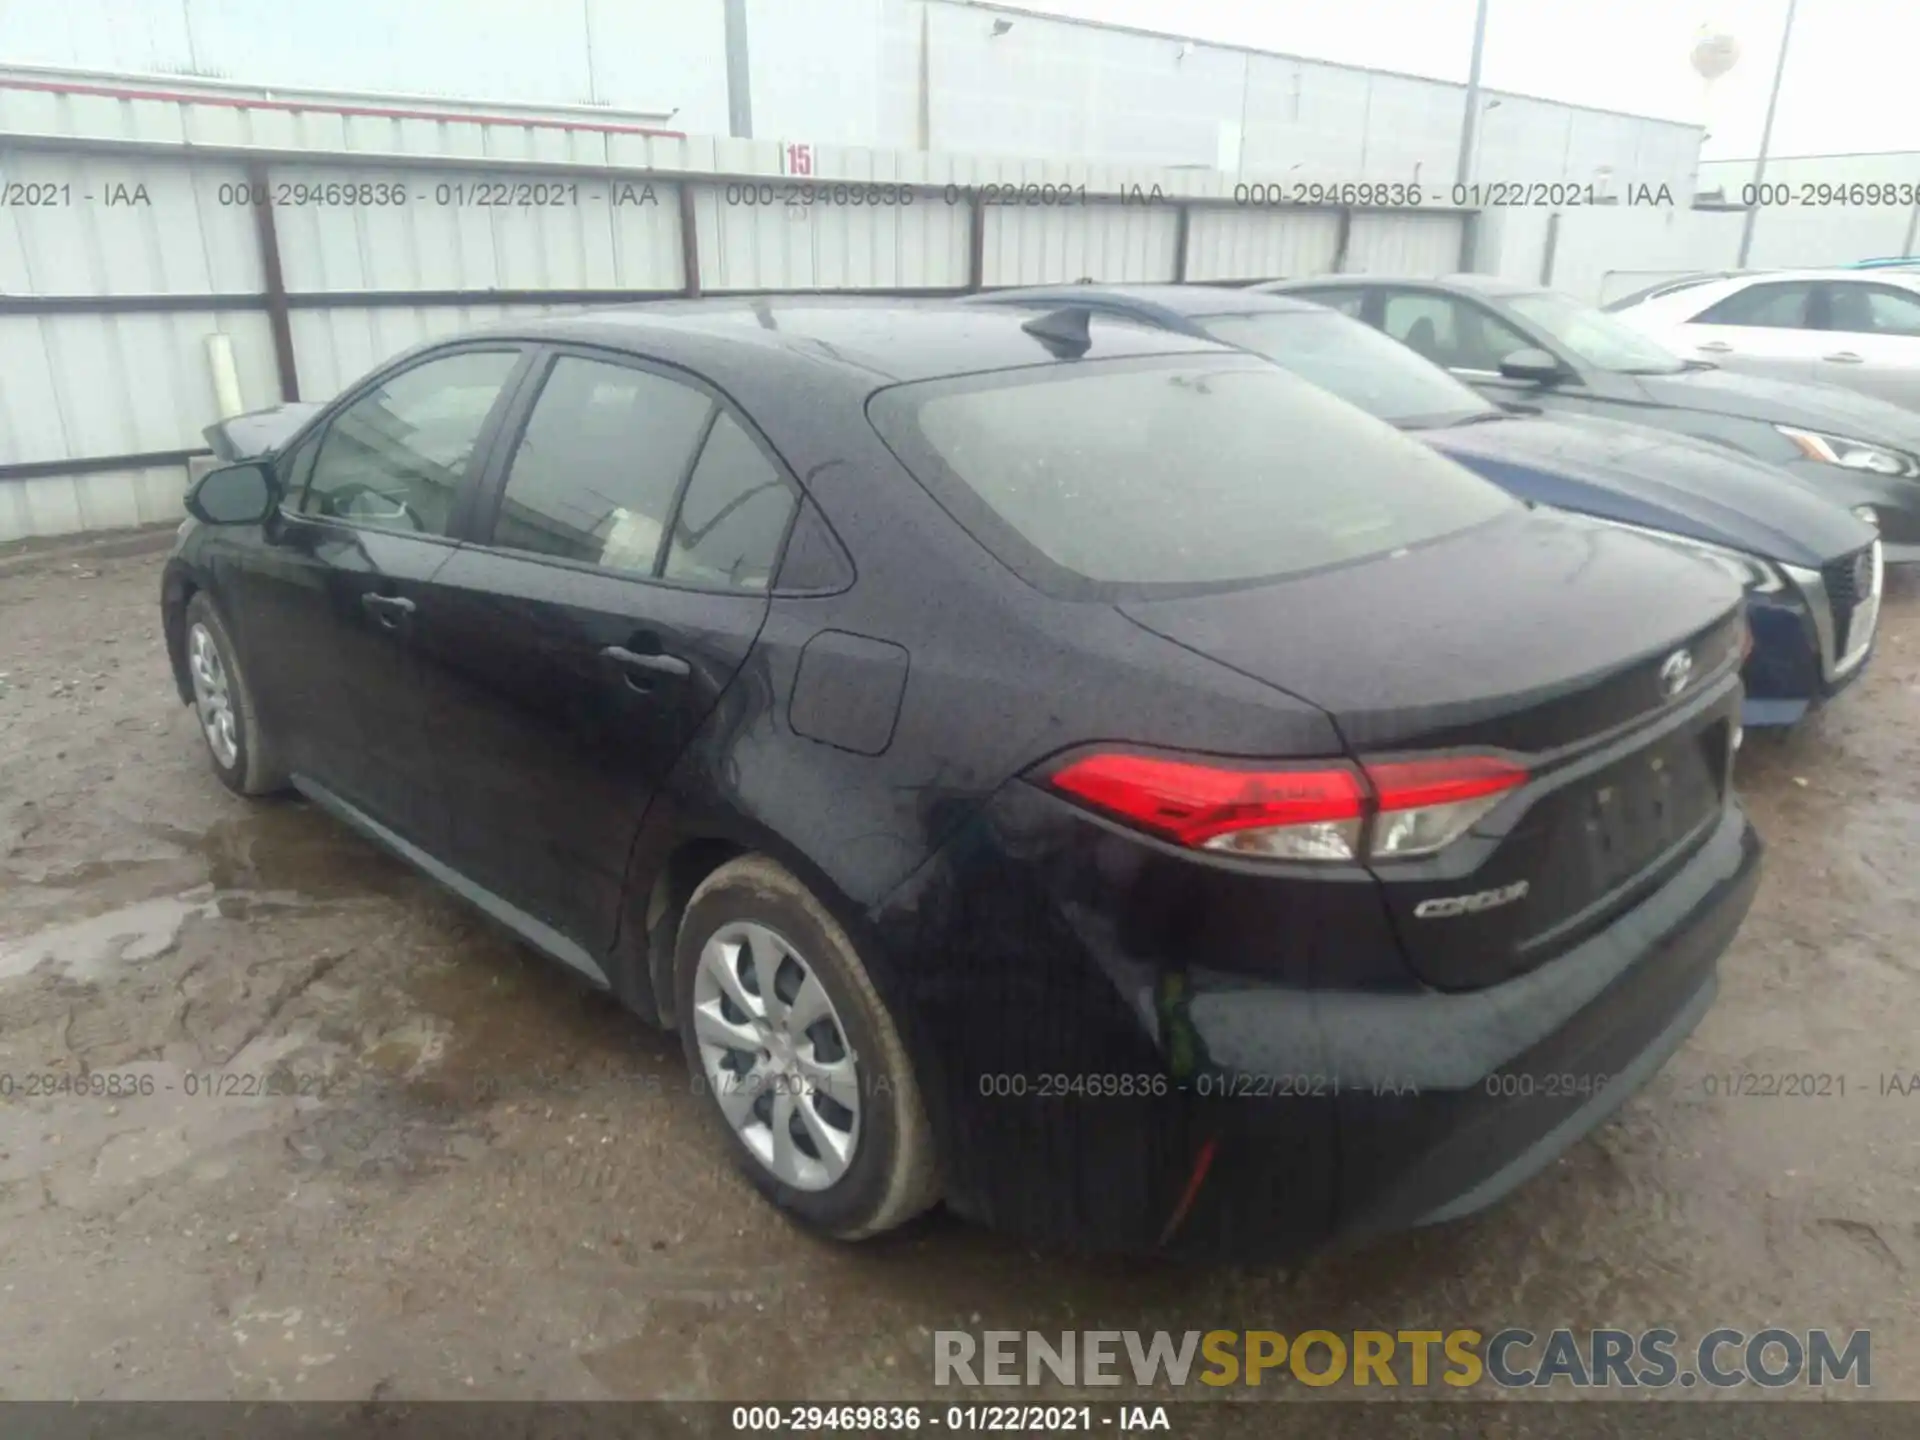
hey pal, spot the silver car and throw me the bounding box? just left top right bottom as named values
left=1609, top=269, right=1920, bottom=411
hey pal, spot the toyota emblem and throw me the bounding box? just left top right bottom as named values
left=1658, top=649, right=1693, bottom=700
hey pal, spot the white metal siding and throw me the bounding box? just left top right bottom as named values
left=1482, top=206, right=1746, bottom=304
left=1184, top=208, right=1342, bottom=282
left=0, top=311, right=280, bottom=463
left=697, top=186, right=970, bottom=291
left=0, top=152, right=260, bottom=295
left=265, top=168, right=686, bottom=293
left=980, top=201, right=1179, bottom=285
left=288, top=303, right=583, bottom=403
left=0, top=464, right=188, bottom=543
left=1343, top=211, right=1465, bottom=275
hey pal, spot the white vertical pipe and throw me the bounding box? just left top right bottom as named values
left=205, top=332, right=244, bottom=418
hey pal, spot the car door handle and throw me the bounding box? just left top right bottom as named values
left=360, top=593, right=415, bottom=629
left=1695, top=341, right=1733, bottom=353
left=600, top=645, right=690, bottom=680
left=1822, top=351, right=1864, bottom=363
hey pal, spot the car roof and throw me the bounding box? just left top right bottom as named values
left=971, top=283, right=1327, bottom=318
left=1697, top=268, right=1920, bottom=285
left=1264, top=273, right=1545, bottom=299
left=460, top=294, right=1229, bottom=389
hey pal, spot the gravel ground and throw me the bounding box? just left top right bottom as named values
left=2, top=535, right=1918, bottom=1405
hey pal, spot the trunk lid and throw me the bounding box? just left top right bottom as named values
left=1121, top=507, right=1746, bottom=989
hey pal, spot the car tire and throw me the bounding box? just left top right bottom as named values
left=183, top=592, right=288, bottom=798
left=674, top=855, right=940, bottom=1240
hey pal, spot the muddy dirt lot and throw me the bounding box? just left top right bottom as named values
left=2, top=535, right=1918, bottom=1405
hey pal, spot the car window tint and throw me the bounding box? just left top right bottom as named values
left=1382, top=293, right=1530, bottom=371
left=1829, top=283, right=1920, bottom=336
left=870, top=355, right=1514, bottom=593
left=301, top=349, right=521, bottom=534
left=491, top=356, right=715, bottom=574
left=662, top=413, right=797, bottom=591
left=1691, top=281, right=1814, bottom=328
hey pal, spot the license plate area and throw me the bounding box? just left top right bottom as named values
left=1579, top=723, right=1725, bottom=893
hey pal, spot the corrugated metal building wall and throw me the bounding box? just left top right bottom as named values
left=1476, top=155, right=1920, bottom=304
left=0, top=70, right=1491, bottom=542
left=1, top=0, right=1704, bottom=189
left=1694, top=153, right=1920, bottom=267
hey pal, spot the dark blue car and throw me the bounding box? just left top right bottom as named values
left=967, top=284, right=1883, bottom=729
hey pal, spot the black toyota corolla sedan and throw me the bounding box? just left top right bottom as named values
left=161, top=298, right=1761, bottom=1259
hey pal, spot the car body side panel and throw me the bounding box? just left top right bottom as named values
left=414, top=548, right=772, bottom=958
left=1810, top=329, right=1920, bottom=410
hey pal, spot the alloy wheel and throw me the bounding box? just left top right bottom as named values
left=187, top=622, right=239, bottom=769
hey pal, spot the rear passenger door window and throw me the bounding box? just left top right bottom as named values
left=490, top=355, right=717, bottom=571
left=301, top=349, right=522, bottom=534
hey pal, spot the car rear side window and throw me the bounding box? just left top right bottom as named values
left=491, top=355, right=715, bottom=574
left=869, top=355, right=1514, bottom=595
left=300, top=348, right=521, bottom=534
left=662, top=413, right=798, bottom=591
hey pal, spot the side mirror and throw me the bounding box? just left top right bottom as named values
left=185, top=461, right=277, bottom=526
left=1497, top=347, right=1568, bottom=384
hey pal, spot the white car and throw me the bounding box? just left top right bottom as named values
left=1608, top=269, right=1920, bottom=412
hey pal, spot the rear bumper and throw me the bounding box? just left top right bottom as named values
left=875, top=786, right=1761, bottom=1262
left=1328, top=804, right=1758, bottom=1239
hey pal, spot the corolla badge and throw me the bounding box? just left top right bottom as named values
left=1413, top=880, right=1529, bottom=919
left=1658, top=648, right=1693, bottom=700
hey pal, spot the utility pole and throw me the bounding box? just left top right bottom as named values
left=1738, top=0, right=1799, bottom=267
left=1453, top=0, right=1492, bottom=271
left=1453, top=0, right=1491, bottom=192
left=723, top=0, right=753, bottom=139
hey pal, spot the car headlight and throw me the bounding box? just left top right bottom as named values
left=1776, top=425, right=1920, bottom=478
left=1851, top=504, right=1879, bottom=527
left=1582, top=515, right=1785, bottom=593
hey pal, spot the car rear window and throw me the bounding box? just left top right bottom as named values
left=867, top=354, right=1514, bottom=596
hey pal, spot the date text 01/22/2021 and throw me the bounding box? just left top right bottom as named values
left=729, top=1405, right=1170, bottom=1433
left=971, top=1071, right=1618, bottom=1101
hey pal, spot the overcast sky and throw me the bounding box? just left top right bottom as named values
left=1020, top=0, right=1908, bottom=160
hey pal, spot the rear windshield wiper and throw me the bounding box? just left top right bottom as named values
left=1449, top=411, right=1515, bottom=426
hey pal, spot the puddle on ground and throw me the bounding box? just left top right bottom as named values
left=0, top=889, right=219, bottom=982
left=0, top=1032, right=328, bottom=1199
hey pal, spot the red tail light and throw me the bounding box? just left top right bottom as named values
left=1046, top=751, right=1527, bottom=863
